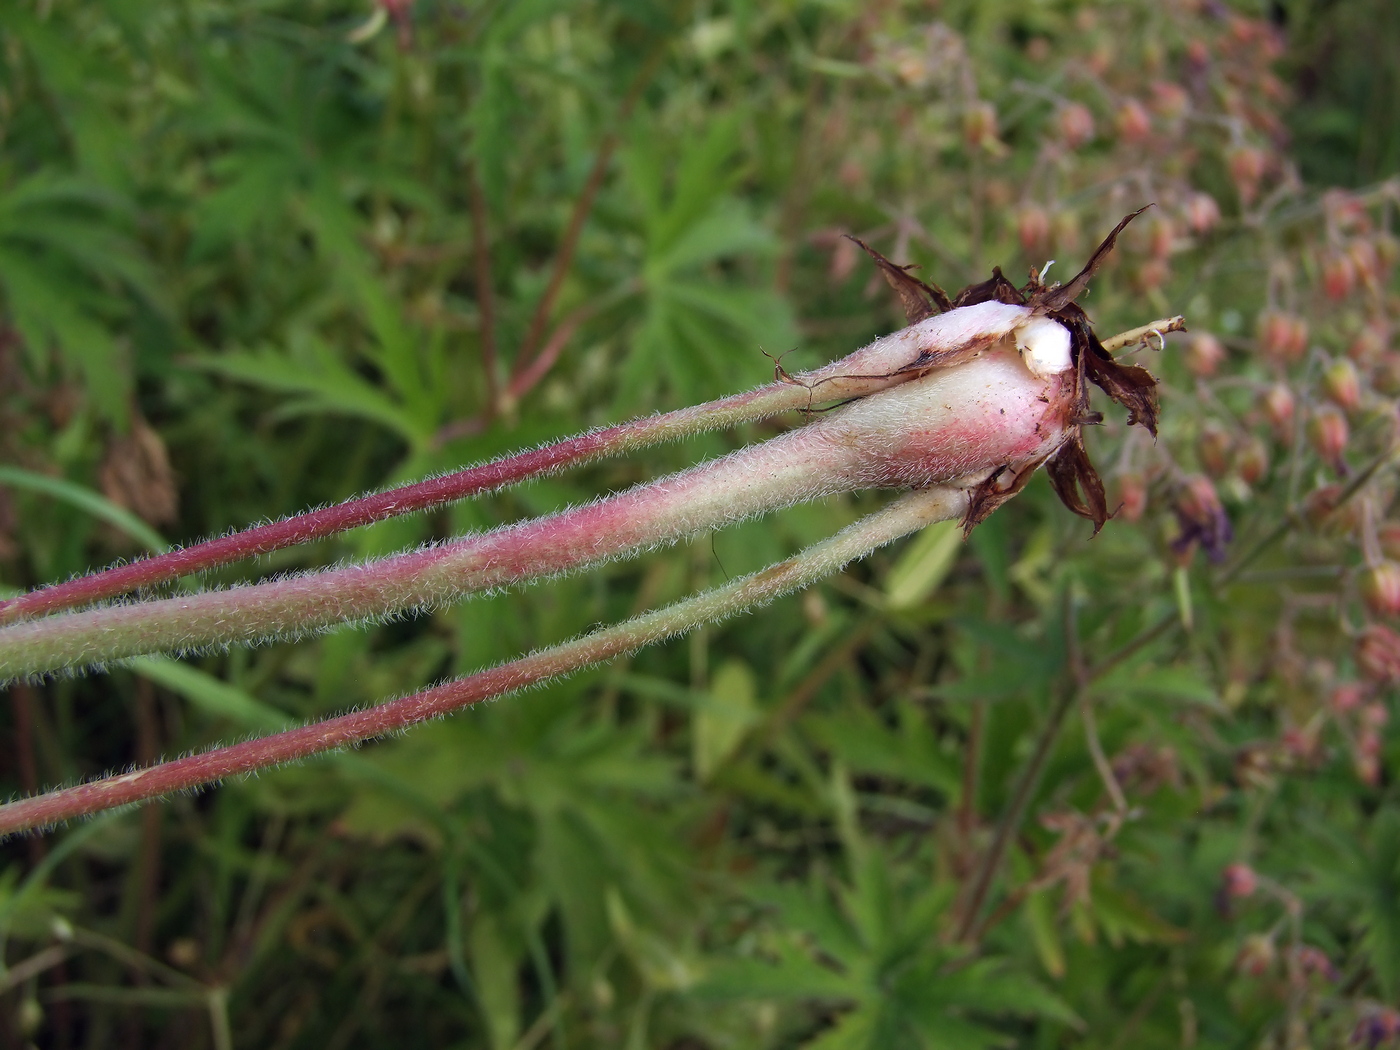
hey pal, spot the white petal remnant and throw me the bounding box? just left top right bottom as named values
left=1015, top=316, right=1075, bottom=377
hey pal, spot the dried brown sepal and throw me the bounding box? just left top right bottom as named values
left=844, top=235, right=952, bottom=323
left=962, top=459, right=1046, bottom=535
left=953, top=267, right=1027, bottom=308
left=1046, top=432, right=1112, bottom=534
left=1053, top=305, right=1160, bottom=436
left=1033, top=205, right=1153, bottom=313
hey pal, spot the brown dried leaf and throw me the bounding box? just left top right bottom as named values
left=1046, top=433, right=1111, bottom=534
left=952, top=266, right=1026, bottom=308
left=1034, top=205, right=1153, bottom=313
left=844, top=235, right=952, bottom=323
left=100, top=415, right=178, bottom=527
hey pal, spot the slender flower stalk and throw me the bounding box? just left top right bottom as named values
left=0, top=331, right=1072, bottom=681
left=0, top=301, right=1034, bottom=626
left=0, top=487, right=966, bottom=835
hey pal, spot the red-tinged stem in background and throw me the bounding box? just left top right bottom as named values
left=0, top=487, right=966, bottom=836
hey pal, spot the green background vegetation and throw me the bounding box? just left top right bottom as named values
left=3, top=0, right=1400, bottom=1047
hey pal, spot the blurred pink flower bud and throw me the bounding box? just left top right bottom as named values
left=1058, top=102, right=1096, bottom=149
left=1197, top=422, right=1233, bottom=478
left=1221, top=862, right=1258, bottom=898
left=1323, top=358, right=1362, bottom=411
left=1018, top=206, right=1051, bottom=257
left=1330, top=681, right=1365, bottom=714
left=1353, top=1008, right=1400, bottom=1049
left=1380, top=522, right=1400, bottom=561
left=1148, top=216, right=1176, bottom=260
left=1187, top=333, right=1226, bottom=377
left=1228, top=147, right=1268, bottom=205
left=1362, top=701, right=1389, bottom=729
left=1322, top=249, right=1358, bottom=301
left=1149, top=81, right=1189, bottom=120
left=1173, top=475, right=1232, bottom=563
left=1116, top=472, right=1148, bottom=522
left=963, top=101, right=1000, bottom=151
left=1308, top=406, right=1350, bottom=471
left=1236, top=435, right=1269, bottom=485
left=1236, top=933, right=1277, bottom=977
left=1349, top=323, right=1387, bottom=363
left=1260, top=383, right=1296, bottom=442
left=1357, top=624, right=1400, bottom=685
left=1115, top=98, right=1151, bottom=142
left=1184, top=192, right=1222, bottom=235
left=1256, top=310, right=1308, bottom=364
left=1364, top=563, right=1400, bottom=618
left=1291, top=945, right=1338, bottom=982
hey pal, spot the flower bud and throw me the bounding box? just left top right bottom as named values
left=1330, top=682, right=1365, bottom=714
left=1350, top=238, right=1382, bottom=287
left=1380, top=522, right=1400, bottom=561
left=1236, top=435, right=1269, bottom=485
left=1147, top=216, right=1175, bottom=259
left=1149, top=80, right=1189, bottom=120
left=1256, top=310, right=1307, bottom=364
left=1115, top=98, right=1151, bottom=142
left=1357, top=624, right=1400, bottom=685
left=1322, top=358, right=1362, bottom=411
left=963, top=101, right=1000, bottom=152
left=1135, top=258, right=1170, bottom=292
left=1173, top=475, right=1232, bottom=563
left=1259, top=383, right=1295, bottom=441
left=1221, top=862, right=1258, bottom=898
left=1017, top=206, right=1051, bottom=258
left=1057, top=102, right=1095, bottom=149
left=1187, top=333, right=1226, bottom=377
left=1373, top=353, right=1400, bottom=397
left=1184, top=192, right=1221, bottom=235
left=1228, top=147, right=1268, bottom=204
left=1349, top=323, right=1387, bottom=363
left=1116, top=472, right=1148, bottom=522
left=1197, top=421, right=1233, bottom=478
left=1353, top=1009, right=1400, bottom=1050
left=1305, top=484, right=1364, bottom=535
left=1236, top=933, right=1277, bottom=977
left=1308, top=406, right=1349, bottom=471
left=1322, top=249, right=1358, bottom=301
left=1291, top=945, right=1338, bottom=982
left=1362, top=701, right=1389, bottom=729
left=1364, top=563, right=1400, bottom=618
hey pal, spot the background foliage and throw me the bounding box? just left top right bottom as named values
left=3, top=0, right=1400, bottom=1046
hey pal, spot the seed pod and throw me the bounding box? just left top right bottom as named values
left=1322, top=358, right=1362, bottom=411
left=1259, top=382, right=1296, bottom=441
left=1173, top=475, right=1232, bottom=563
left=1115, top=98, right=1151, bottom=142
left=1349, top=238, right=1381, bottom=287
left=1058, top=102, right=1095, bottom=149
left=1308, top=406, right=1350, bottom=471
left=1187, top=333, right=1226, bottom=377
left=1356, top=624, right=1400, bottom=685
left=1363, top=562, right=1400, bottom=618
left=1184, top=192, right=1221, bottom=235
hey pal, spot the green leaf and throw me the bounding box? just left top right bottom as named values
left=0, top=466, right=167, bottom=553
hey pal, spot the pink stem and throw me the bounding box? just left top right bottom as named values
left=0, top=487, right=965, bottom=836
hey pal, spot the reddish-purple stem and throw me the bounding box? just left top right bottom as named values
left=0, top=382, right=795, bottom=625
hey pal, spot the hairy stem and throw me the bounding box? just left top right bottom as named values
left=0, top=487, right=966, bottom=836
